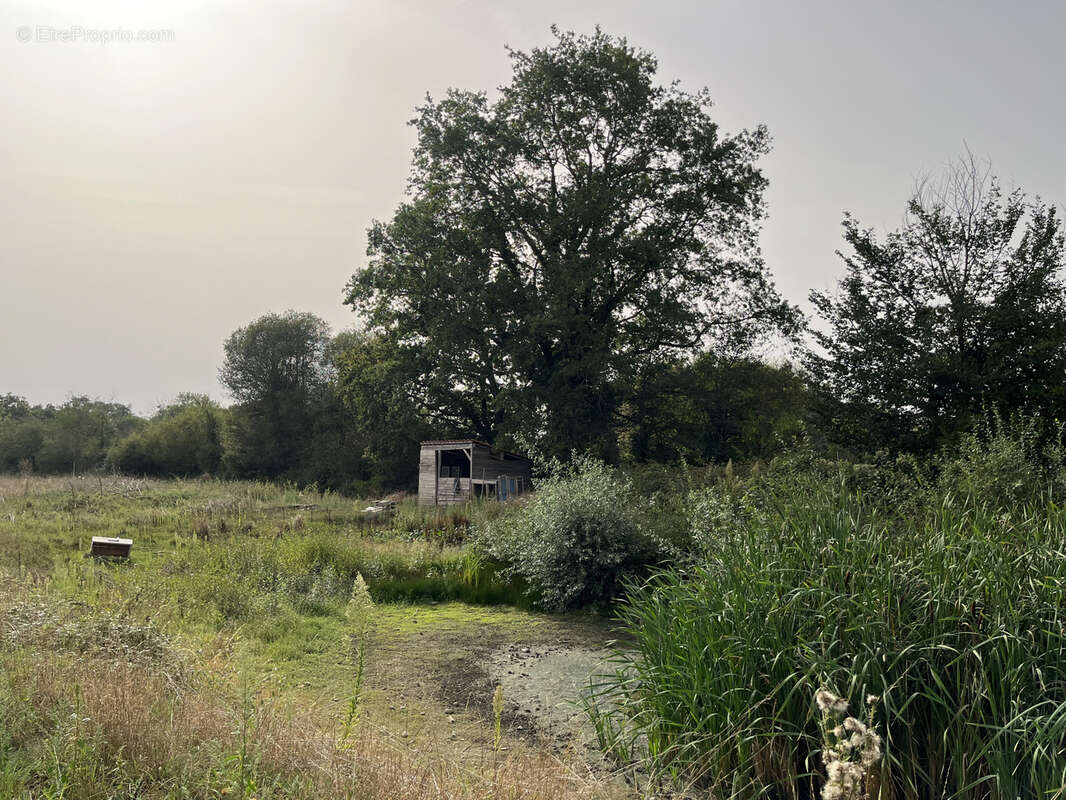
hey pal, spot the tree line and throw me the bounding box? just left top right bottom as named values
left=3, top=29, right=1064, bottom=489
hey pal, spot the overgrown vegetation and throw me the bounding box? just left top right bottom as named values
left=477, top=457, right=656, bottom=611
left=4, top=23, right=1066, bottom=800
left=4, top=429, right=1066, bottom=797
left=585, top=428, right=1066, bottom=798
left=0, top=476, right=618, bottom=799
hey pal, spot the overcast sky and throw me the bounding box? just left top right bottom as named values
left=2, top=0, right=1064, bottom=414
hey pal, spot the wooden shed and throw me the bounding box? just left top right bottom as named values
left=417, top=439, right=533, bottom=506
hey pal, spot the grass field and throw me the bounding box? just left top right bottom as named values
left=7, top=441, right=1064, bottom=800
left=0, top=475, right=627, bottom=799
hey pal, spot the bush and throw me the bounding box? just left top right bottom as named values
left=478, top=456, right=654, bottom=611
left=108, top=397, right=225, bottom=477
left=935, top=414, right=1065, bottom=508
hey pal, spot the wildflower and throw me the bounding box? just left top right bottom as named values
left=816, top=688, right=850, bottom=715
left=859, top=729, right=883, bottom=769
left=843, top=717, right=867, bottom=734
left=816, top=686, right=883, bottom=800
left=346, top=573, right=374, bottom=620
left=822, top=759, right=865, bottom=800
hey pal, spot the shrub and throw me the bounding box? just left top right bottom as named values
left=107, top=397, right=225, bottom=477
left=935, top=414, right=1065, bottom=508
left=478, top=456, right=654, bottom=611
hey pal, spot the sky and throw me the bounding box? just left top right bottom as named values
left=2, top=0, right=1065, bottom=414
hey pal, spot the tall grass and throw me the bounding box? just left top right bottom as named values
left=0, top=476, right=525, bottom=612
left=589, top=468, right=1066, bottom=799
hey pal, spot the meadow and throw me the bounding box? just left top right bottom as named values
left=0, top=475, right=625, bottom=800
left=3, top=428, right=1066, bottom=800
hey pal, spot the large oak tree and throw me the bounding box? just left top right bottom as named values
left=345, top=29, right=797, bottom=457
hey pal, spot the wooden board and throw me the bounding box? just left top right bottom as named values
left=90, top=536, right=132, bottom=559
left=417, top=446, right=437, bottom=506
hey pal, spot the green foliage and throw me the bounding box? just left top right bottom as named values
left=107, top=394, right=225, bottom=476
left=808, top=151, right=1066, bottom=453
left=623, top=354, right=808, bottom=463
left=333, top=332, right=432, bottom=490
left=346, top=27, right=797, bottom=458
left=300, top=385, right=378, bottom=494
left=219, top=311, right=332, bottom=480
left=588, top=437, right=1066, bottom=798
left=0, top=395, right=141, bottom=474
left=0, top=416, right=43, bottom=472
left=935, top=414, right=1065, bottom=508
left=219, top=311, right=333, bottom=405
left=478, top=456, right=655, bottom=610
left=0, top=394, right=31, bottom=420
left=217, top=313, right=379, bottom=490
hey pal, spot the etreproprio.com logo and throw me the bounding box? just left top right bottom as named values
left=16, top=25, right=175, bottom=44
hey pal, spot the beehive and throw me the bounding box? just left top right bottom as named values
left=90, top=536, right=132, bottom=560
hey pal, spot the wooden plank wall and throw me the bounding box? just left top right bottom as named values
left=435, top=477, right=470, bottom=505
left=417, top=447, right=437, bottom=506
left=469, top=443, right=533, bottom=484
left=418, top=442, right=533, bottom=505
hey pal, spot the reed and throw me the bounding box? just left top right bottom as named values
left=589, top=470, right=1066, bottom=798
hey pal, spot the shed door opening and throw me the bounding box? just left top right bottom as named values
left=438, top=449, right=470, bottom=478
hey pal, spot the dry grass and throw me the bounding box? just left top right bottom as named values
left=0, top=644, right=623, bottom=799
left=0, top=473, right=155, bottom=499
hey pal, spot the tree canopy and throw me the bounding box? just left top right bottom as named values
left=806, top=152, right=1066, bottom=452
left=346, top=28, right=797, bottom=457
left=219, top=311, right=333, bottom=478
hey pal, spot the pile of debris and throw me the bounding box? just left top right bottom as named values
left=361, top=498, right=397, bottom=515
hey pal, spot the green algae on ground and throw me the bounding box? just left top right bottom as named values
left=372, top=601, right=547, bottom=639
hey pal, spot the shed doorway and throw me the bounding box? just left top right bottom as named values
left=438, top=449, right=470, bottom=478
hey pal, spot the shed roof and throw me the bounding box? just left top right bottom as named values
left=421, top=438, right=488, bottom=446
left=420, top=439, right=531, bottom=462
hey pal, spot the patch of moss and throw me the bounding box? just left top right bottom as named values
left=372, top=601, right=546, bottom=639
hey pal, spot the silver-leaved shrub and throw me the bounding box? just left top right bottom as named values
left=478, top=455, right=653, bottom=611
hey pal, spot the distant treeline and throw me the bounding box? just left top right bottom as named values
left=4, top=31, right=1066, bottom=489
left=0, top=340, right=808, bottom=494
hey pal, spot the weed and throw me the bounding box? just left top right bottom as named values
left=816, top=689, right=882, bottom=800
left=340, top=574, right=373, bottom=744
left=492, top=684, right=505, bottom=753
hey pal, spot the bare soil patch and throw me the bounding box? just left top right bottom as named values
left=368, top=603, right=622, bottom=753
